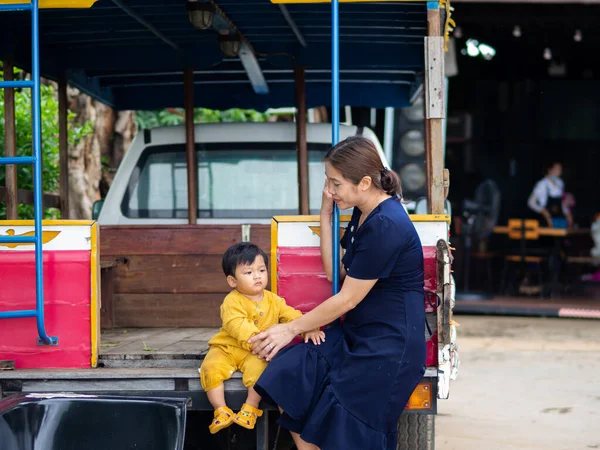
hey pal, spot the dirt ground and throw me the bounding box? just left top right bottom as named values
left=436, top=315, right=600, bottom=450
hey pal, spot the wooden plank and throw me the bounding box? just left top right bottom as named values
left=182, top=329, right=217, bottom=341
left=184, top=68, right=198, bottom=225
left=425, top=36, right=445, bottom=119
left=0, top=360, right=15, bottom=371
left=295, top=66, right=309, bottom=215
left=157, top=340, right=209, bottom=355
left=3, top=57, right=18, bottom=220
left=112, top=254, right=228, bottom=294
left=100, top=225, right=250, bottom=256
left=0, top=367, right=225, bottom=380
left=101, top=328, right=202, bottom=354
left=0, top=187, right=61, bottom=209
left=426, top=118, right=445, bottom=214
left=101, top=328, right=171, bottom=346
left=114, top=293, right=223, bottom=327
left=58, top=76, right=70, bottom=219
left=100, top=266, right=116, bottom=329
left=425, top=6, right=446, bottom=215
left=22, top=379, right=175, bottom=392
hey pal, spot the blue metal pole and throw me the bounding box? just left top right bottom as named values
left=0, top=80, right=34, bottom=89
left=0, top=3, right=32, bottom=11
left=0, top=310, right=37, bottom=319
left=0, top=156, right=36, bottom=165
left=331, top=0, right=340, bottom=295
left=0, top=236, right=36, bottom=244
left=31, top=0, right=56, bottom=346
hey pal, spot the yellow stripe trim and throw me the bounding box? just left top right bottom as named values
left=90, top=222, right=100, bottom=368
left=271, top=218, right=279, bottom=295
left=410, top=214, right=451, bottom=223
left=0, top=220, right=95, bottom=226
left=271, top=0, right=426, bottom=3
left=273, top=214, right=450, bottom=223
left=0, top=0, right=96, bottom=8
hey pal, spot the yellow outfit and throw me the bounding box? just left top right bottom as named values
left=200, top=289, right=302, bottom=392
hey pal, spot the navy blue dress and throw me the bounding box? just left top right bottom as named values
left=255, top=197, right=425, bottom=450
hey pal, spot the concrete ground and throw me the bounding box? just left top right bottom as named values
left=436, top=315, right=600, bottom=450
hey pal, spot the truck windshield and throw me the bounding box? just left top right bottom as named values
left=121, top=142, right=334, bottom=219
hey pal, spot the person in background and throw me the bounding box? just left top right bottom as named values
left=527, top=162, right=573, bottom=229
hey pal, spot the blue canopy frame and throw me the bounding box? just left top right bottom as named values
left=0, top=0, right=430, bottom=111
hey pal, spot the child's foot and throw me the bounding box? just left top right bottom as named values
left=233, top=403, right=263, bottom=430
left=209, top=406, right=234, bottom=434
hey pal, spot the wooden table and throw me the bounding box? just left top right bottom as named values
left=493, top=226, right=590, bottom=238
left=493, top=225, right=591, bottom=297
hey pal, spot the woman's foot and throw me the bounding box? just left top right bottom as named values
left=233, top=403, right=263, bottom=430
left=209, top=406, right=234, bottom=434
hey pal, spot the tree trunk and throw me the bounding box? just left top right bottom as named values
left=66, top=87, right=136, bottom=219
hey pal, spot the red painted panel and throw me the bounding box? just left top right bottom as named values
left=277, top=245, right=440, bottom=366
left=278, top=274, right=331, bottom=313
left=278, top=246, right=439, bottom=313
left=278, top=248, right=325, bottom=276
left=0, top=250, right=92, bottom=369
left=426, top=330, right=438, bottom=366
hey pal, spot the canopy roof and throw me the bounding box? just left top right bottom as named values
left=0, top=0, right=431, bottom=110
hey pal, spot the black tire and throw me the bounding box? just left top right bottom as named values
left=396, top=413, right=435, bottom=450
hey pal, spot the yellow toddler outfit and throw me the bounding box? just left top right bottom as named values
left=200, top=289, right=302, bottom=392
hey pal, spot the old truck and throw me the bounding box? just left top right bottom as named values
left=1, top=0, right=457, bottom=448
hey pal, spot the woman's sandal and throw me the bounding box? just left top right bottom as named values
left=233, top=403, right=263, bottom=430
left=209, top=406, right=234, bottom=434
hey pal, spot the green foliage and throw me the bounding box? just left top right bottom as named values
left=135, top=107, right=271, bottom=130
left=0, top=69, right=93, bottom=219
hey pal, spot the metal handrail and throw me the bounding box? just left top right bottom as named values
left=0, top=0, right=58, bottom=346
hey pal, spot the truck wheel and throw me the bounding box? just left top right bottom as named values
left=396, top=413, right=434, bottom=450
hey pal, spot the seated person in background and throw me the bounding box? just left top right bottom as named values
left=527, top=161, right=573, bottom=229
left=199, top=242, right=324, bottom=434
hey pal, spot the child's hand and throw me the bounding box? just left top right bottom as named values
left=304, top=329, right=326, bottom=345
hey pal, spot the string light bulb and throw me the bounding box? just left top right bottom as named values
left=574, top=30, right=582, bottom=42
left=512, top=25, right=522, bottom=38
left=543, top=48, right=552, bottom=61
left=453, top=27, right=463, bottom=39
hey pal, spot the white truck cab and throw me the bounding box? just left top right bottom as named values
left=97, top=122, right=387, bottom=225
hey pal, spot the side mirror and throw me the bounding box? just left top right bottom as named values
left=92, top=199, right=105, bottom=220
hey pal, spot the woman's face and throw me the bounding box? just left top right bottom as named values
left=548, top=163, right=563, bottom=178
left=325, top=162, right=363, bottom=210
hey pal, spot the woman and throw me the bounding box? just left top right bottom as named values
left=528, top=161, right=573, bottom=229
left=248, top=136, right=426, bottom=450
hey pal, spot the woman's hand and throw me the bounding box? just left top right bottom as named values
left=248, top=323, right=297, bottom=361
left=321, top=179, right=334, bottom=217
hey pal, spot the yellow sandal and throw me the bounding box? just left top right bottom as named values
left=233, top=403, right=263, bottom=430
left=209, top=406, right=234, bottom=434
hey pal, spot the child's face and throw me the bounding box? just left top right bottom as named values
left=227, top=255, right=268, bottom=298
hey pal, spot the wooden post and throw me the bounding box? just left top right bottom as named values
left=3, top=57, right=18, bottom=220
left=184, top=68, right=198, bottom=225
left=58, top=76, right=70, bottom=219
left=294, top=66, right=309, bottom=215
left=425, top=7, right=446, bottom=215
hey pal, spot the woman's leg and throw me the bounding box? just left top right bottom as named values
left=278, top=407, right=320, bottom=450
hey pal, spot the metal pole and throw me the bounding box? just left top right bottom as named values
left=58, top=76, right=69, bottom=219
left=32, top=0, right=54, bottom=345
left=331, top=0, right=340, bottom=294
left=184, top=68, right=198, bottom=225
left=3, top=57, right=18, bottom=219
left=295, top=66, right=309, bottom=215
